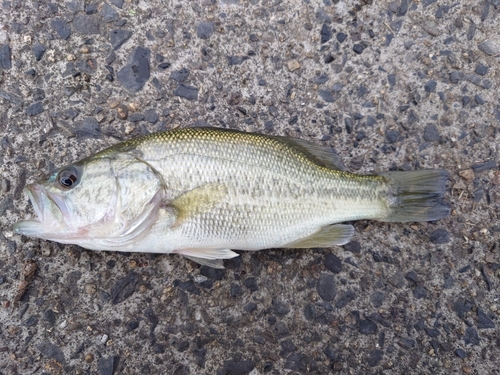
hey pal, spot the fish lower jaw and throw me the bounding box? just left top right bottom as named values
left=13, top=219, right=43, bottom=237
left=13, top=219, right=74, bottom=241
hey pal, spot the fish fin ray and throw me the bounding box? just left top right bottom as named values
left=273, top=136, right=345, bottom=171
left=182, top=256, right=225, bottom=269
left=285, top=224, right=355, bottom=248
left=174, top=248, right=239, bottom=260
left=378, top=170, right=450, bottom=222
left=170, top=183, right=228, bottom=226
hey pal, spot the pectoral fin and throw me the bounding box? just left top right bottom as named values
left=170, top=183, right=228, bottom=226
left=284, top=224, right=355, bottom=248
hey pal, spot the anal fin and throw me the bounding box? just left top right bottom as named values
left=284, top=224, right=355, bottom=248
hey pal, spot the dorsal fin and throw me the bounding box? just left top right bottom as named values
left=272, top=136, right=345, bottom=171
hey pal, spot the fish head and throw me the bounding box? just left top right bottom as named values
left=14, top=153, right=164, bottom=250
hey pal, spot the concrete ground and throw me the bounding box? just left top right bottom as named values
left=0, top=0, right=499, bottom=374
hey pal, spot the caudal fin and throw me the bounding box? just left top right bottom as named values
left=378, top=170, right=450, bottom=222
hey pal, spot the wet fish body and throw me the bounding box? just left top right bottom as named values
left=14, top=127, right=449, bottom=268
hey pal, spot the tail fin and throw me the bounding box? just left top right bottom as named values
left=378, top=170, right=450, bottom=222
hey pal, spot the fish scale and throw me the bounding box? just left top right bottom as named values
left=127, top=129, right=391, bottom=251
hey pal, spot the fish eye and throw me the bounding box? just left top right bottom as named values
left=57, top=166, right=80, bottom=189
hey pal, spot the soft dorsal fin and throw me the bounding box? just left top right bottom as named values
left=272, top=135, right=345, bottom=171
left=284, top=224, right=354, bottom=248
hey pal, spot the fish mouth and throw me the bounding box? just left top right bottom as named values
left=14, top=183, right=70, bottom=237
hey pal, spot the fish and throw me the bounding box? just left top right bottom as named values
left=14, top=127, right=450, bottom=268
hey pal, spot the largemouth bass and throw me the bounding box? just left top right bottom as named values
left=14, top=127, right=449, bottom=268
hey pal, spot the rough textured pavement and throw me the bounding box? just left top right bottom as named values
left=1, top=0, right=499, bottom=374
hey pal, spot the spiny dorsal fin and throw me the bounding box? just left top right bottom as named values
left=273, top=135, right=345, bottom=171
left=284, top=224, right=354, bottom=248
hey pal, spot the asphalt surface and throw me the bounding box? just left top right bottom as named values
left=0, top=0, right=499, bottom=374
